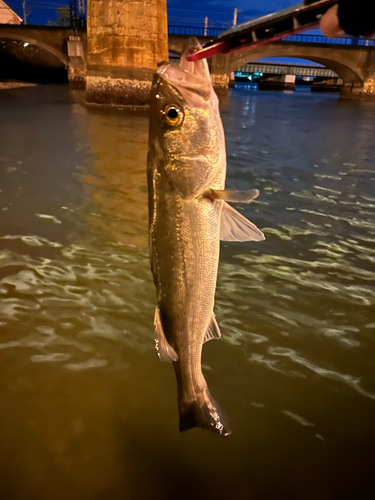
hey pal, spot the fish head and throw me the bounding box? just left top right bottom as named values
left=148, top=39, right=226, bottom=196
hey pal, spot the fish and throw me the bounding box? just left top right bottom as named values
left=147, top=37, right=265, bottom=436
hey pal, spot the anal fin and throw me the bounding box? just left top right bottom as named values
left=220, top=202, right=265, bottom=242
left=203, top=314, right=222, bottom=343
left=154, top=308, right=178, bottom=362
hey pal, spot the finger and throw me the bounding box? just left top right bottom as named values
left=320, top=5, right=345, bottom=37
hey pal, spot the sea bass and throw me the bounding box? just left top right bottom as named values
left=147, top=38, right=265, bottom=436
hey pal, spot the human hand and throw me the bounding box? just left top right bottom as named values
left=320, top=4, right=345, bottom=37
left=320, top=1, right=375, bottom=38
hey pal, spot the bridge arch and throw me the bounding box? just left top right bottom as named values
left=0, top=33, right=69, bottom=66
left=229, top=43, right=369, bottom=84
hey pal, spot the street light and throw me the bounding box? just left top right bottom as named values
left=22, top=1, right=31, bottom=25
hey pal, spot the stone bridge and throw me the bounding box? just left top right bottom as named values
left=0, top=27, right=204, bottom=65
left=209, top=38, right=375, bottom=99
left=0, top=25, right=87, bottom=66
left=0, top=24, right=87, bottom=86
left=1, top=25, right=374, bottom=99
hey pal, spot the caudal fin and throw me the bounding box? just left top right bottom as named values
left=178, top=389, right=231, bottom=437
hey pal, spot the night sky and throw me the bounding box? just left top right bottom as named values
left=168, top=0, right=298, bottom=27
left=5, top=0, right=299, bottom=27
left=5, top=0, right=75, bottom=25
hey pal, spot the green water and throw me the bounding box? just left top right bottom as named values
left=0, top=84, right=374, bottom=499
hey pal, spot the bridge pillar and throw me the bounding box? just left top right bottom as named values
left=210, top=54, right=230, bottom=95
left=311, top=77, right=342, bottom=93
left=229, top=72, right=235, bottom=88
left=67, top=36, right=86, bottom=90
left=340, top=82, right=366, bottom=100
left=341, top=50, right=375, bottom=101
left=362, top=51, right=375, bottom=100
left=258, top=74, right=296, bottom=91
left=86, top=0, right=168, bottom=106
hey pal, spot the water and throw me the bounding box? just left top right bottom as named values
left=0, top=83, right=374, bottom=499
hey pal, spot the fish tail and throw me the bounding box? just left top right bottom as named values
left=178, top=387, right=231, bottom=437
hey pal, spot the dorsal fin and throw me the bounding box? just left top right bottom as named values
left=154, top=307, right=178, bottom=362
left=203, top=314, right=222, bottom=343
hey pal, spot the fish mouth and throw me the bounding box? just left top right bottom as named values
left=157, top=65, right=212, bottom=103
left=156, top=38, right=214, bottom=105
left=179, top=37, right=212, bottom=83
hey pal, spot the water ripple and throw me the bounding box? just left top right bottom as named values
left=269, top=347, right=375, bottom=400
left=0, top=239, right=155, bottom=366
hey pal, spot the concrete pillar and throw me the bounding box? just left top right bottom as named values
left=67, top=36, right=86, bottom=90
left=210, top=54, right=230, bottom=95
left=86, top=0, right=168, bottom=106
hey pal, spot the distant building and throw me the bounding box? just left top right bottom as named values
left=0, top=0, right=22, bottom=24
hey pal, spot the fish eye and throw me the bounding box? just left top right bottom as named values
left=162, top=104, right=184, bottom=127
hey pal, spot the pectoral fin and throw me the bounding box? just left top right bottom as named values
left=205, top=189, right=259, bottom=203
left=154, top=308, right=178, bottom=362
left=203, top=314, right=221, bottom=343
left=220, top=202, right=265, bottom=242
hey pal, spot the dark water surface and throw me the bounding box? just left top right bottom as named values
left=0, top=84, right=374, bottom=499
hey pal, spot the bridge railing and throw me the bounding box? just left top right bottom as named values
left=168, top=26, right=375, bottom=47
left=282, top=34, right=375, bottom=46
left=168, top=25, right=225, bottom=37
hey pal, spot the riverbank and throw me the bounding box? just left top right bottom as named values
left=0, top=81, right=37, bottom=90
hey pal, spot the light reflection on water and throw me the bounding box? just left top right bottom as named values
left=0, top=84, right=375, bottom=499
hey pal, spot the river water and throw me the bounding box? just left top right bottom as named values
left=0, top=83, right=374, bottom=499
